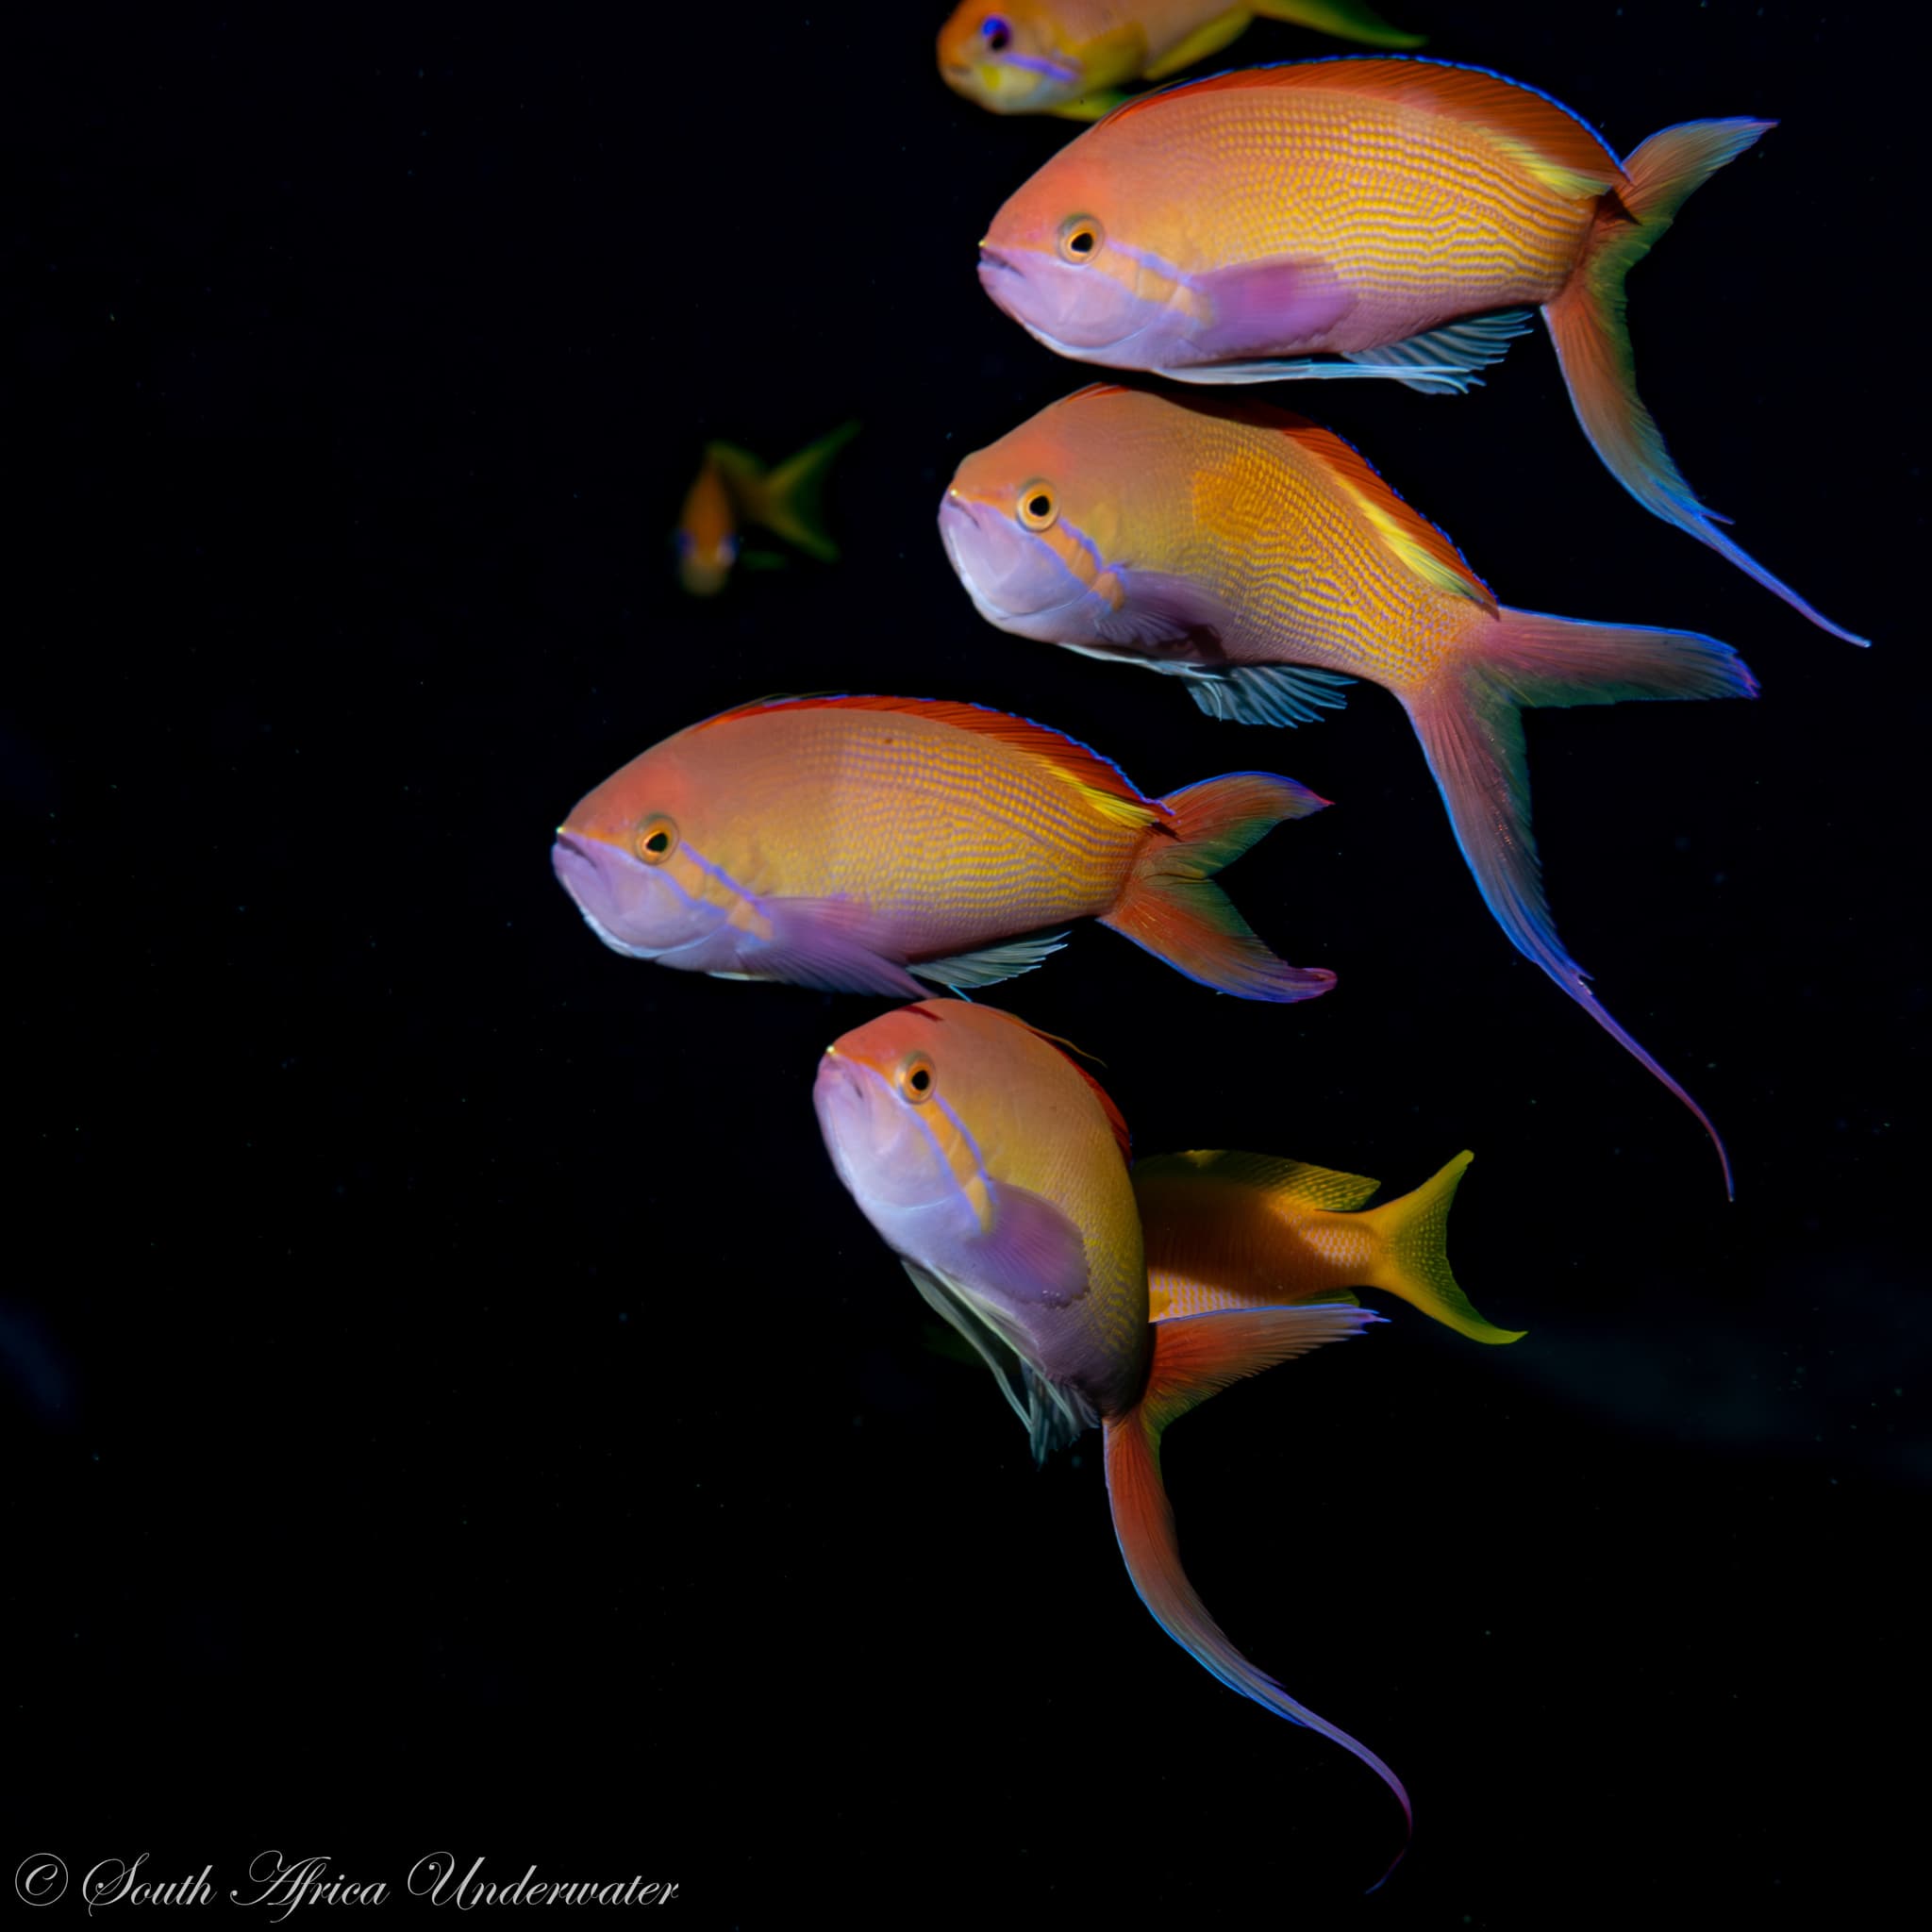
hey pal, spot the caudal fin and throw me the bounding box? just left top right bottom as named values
left=1106, top=1304, right=1408, bottom=1883
left=1407, top=608, right=1758, bottom=1195
left=1100, top=773, right=1335, bottom=1001
left=1360, top=1153, right=1523, bottom=1343
left=1542, top=121, right=1866, bottom=645
left=744, top=421, right=860, bottom=560
left=1254, top=1, right=1424, bottom=49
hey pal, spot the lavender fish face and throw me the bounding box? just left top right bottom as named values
left=549, top=829, right=730, bottom=966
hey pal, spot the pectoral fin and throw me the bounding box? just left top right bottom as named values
left=973, top=1179, right=1091, bottom=1310
left=1188, top=258, right=1354, bottom=360
left=749, top=897, right=925, bottom=996
left=1091, top=568, right=1232, bottom=657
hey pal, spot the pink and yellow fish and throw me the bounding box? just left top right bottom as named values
left=552, top=693, right=1333, bottom=1000
left=937, top=1, right=1421, bottom=120
left=814, top=997, right=1408, bottom=1867
left=675, top=423, right=858, bottom=596
left=1138, top=1148, right=1522, bottom=1342
left=941, top=383, right=1756, bottom=1190
left=975, top=58, right=1863, bottom=642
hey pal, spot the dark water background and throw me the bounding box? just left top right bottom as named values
left=6, top=3, right=1924, bottom=1922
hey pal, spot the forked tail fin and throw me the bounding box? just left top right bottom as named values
left=1101, top=772, right=1335, bottom=1001
left=1106, top=1303, right=1408, bottom=1886
left=725, top=422, right=860, bottom=560
left=1542, top=120, right=1866, bottom=644
left=1359, top=1152, right=1523, bottom=1343
left=1405, top=607, right=1759, bottom=1196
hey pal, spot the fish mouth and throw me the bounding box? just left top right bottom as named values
left=976, top=244, right=1018, bottom=278
left=550, top=828, right=603, bottom=888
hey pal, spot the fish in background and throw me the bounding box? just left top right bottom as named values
left=975, top=58, right=1864, bottom=642
left=1137, top=1148, right=1519, bottom=1340
left=937, top=0, right=1421, bottom=120
left=552, top=693, right=1334, bottom=1000
left=813, top=997, right=1409, bottom=1870
left=942, top=383, right=1756, bottom=1191
left=675, top=422, right=859, bottom=596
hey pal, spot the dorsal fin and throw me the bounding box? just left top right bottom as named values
left=1105, top=57, right=1622, bottom=198
left=1279, top=420, right=1498, bottom=611
left=696, top=694, right=1167, bottom=830
left=1135, top=1149, right=1381, bottom=1212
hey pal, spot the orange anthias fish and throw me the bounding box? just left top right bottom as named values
left=552, top=694, right=1334, bottom=1000
left=976, top=58, right=1863, bottom=642
left=675, top=423, right=858, bottom=596
left=937, top=1, right=1421, bottom=120
left=1137, top=1148, right=1522, bottom=1342
left=941, top=383, right=1757, bottom=1189
left=813, top=998, right=1408, bottom=1867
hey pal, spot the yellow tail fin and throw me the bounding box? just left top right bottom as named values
left=1360, top=1153, right=1524, bottom=1344
left=741, top=421, right=860, bottom=561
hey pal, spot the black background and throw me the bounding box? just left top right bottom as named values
left=6, top=3, right=1924, bottom=1924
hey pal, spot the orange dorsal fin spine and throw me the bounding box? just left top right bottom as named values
left=1282, top=421, right=1498, bottom=611
left=1107, top=57, right=1622, bottom=197
left=698, top=694, right=1167, bottom=830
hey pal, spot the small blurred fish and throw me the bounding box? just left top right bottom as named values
left=937, top=1, right=1420, bottom=120
left=975, top=58, right=1863, bottom=641
left=942, top=383, right=1757, bottom=1190
left=675, top=422, right=859, bottom=596
left=814, top=998, right=1408, bottom=1866
left=1137, top=1148, right=1522, bottom=1341
left=552, top=693, right=1332, bottom=1000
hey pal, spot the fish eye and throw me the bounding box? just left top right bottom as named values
left=1058, top=216, right=1103, bottom=264
left=635, top=815, right=678, bottom=864
left=900, top=1054, right=938, bottom=1104
left=981, top=15, right=1011, bottom=51
left=1016, top=481, right=1058, bottom=531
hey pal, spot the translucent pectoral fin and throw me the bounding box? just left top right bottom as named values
left=749, top=897, right=926, bottom=997
left=1187, top=258, right=1354, bottom=361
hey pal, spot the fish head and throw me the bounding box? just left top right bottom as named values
left=551, top=742, right=731, bottom=966
left=675, top=526, right=739, bottom=598
left=941, top=384, right=1216, bottom=657
left=938, top=5, right=1083, bottom=115
left=813, top=1005, right=969, bottom=1228
left=675, top=455, right=740, bottom=597
left=979, top=142, right=1200, bottom=368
